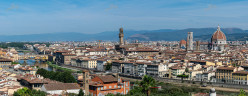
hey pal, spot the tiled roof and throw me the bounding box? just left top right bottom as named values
left=97, top=75, right=118, bottom=83
left=233, top=71, right=248, bottom=75
left=44, top=83, right=81, bottom=91
left=180, top=40, right=186, bottom=45
left=217, top=66, right=235, bottom=70
left=211, top=26, right=226, bottom=41
left=0, top=58, right=12, bottom=62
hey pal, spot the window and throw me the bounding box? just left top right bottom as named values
left=126, top=82, right=128, bottom=86
left=98, top=87, right=100, bottom=90
left=104, top=86, right=106, bottom=89
left=109, top=86, right=112, bottom=88
left=114, top=85, right=117, bottom=88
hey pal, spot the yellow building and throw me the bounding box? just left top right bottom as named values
left=216, top=66, right=243, bottom=83
left=80, top=59, right=97, bottom=69
left=206, top=61, right=222, bottom=66
left=232, top=71, right=248, bottom=85
left=0, top=58, right=12, bottom=70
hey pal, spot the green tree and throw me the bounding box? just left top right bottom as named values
left=78, top=89, right=84, bottom=96
left=239, top=89, right=247, bottom=96
left=14, top=87, right=31, bottom=96
left=177, top=74, right=189, bottom=83
left=138, top=75, right=157, bottom=96
left=68, top=93, right=78, bottom=96
left=13, top=87, right=46, bottom=96
left=12, top=62, right=19, bottom=65
left=185, top=68, right=189, bottom=73
left=37, top=68, right=76, bottom=83
left=105, top=63, right=112, bottom=70
left=51, top=71, right=60, bottom=80
left=62, top=71, right=77, bottom=83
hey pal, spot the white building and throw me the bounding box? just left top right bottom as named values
left=146, top=63, right=168, bottom=77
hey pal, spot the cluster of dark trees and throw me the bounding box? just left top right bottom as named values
left=13, top=88, right=85, bottom=96
left=36, top=68, right=76, bottom=83
left=13, top=87, right=46, bottom=96
left=105, top=63, right=112, bottom=71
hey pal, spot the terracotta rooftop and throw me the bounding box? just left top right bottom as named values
left=217, top=66, right=235, bottom=70
left=180, top=40, right=186, bottom=45
left=233, top=71, right=248, bottom=75
left=211, top=25, right=226, bottom=41
left=0, top=58, right=12, bottom=62
left=43, top=83, right=81, bottom=91
left=97, top=75, right=118, bottom=83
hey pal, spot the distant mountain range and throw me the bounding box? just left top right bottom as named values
left=0, top=28, right=247, bottom=41
left=128, top=28, right=248, bottom=41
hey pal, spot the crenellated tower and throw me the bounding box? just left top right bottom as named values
left=119, top=27, right=124, bottom=46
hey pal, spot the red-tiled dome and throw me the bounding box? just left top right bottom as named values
left=211, top=26, right=226, bottom=41
left=180, top=40, right=186, bottom=45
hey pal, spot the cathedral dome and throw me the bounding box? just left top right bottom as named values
left=211, top=25, right=226, bottom=41
left=180, top=40, right=186, bottom=45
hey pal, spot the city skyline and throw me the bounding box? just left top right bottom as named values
left=0, top=0, right=248, bottom=35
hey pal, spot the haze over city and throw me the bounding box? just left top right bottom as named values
left=0, top=0, right=248, bottom=35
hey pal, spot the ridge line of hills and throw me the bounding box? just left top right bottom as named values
left=0, top=28, right=247, bottom=41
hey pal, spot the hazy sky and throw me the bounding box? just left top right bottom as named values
left=0, top=0, right=247, bottom=35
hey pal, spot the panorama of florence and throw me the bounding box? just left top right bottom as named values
left=1, top=0, right=248, bottom=96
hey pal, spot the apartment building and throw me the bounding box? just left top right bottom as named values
left=232, top=71, right=248, bottom=85
left=146, top=63, right=167, bottom=77
left=216, top=66, right=244, bottom=83
left=0, top=58, right=12, bottom=70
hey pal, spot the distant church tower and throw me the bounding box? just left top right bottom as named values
left=82, top=70, right=90, bottom=95
left=119, top=27, right=124, bottom=46
left=196, top=41, right=201, bottom=50
left=211, top=25, right=227, bottom=51
left=186, top=32, right=193, bottom=51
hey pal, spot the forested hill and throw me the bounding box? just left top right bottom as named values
left=128, top=28, right=248, bottom=41
left=0, top=28, right=247, bottom=41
